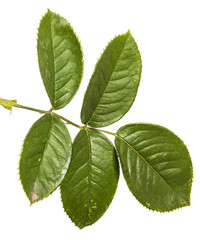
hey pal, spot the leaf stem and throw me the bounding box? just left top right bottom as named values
left=53, top=113, right=83, bottom=129
left=16, top=103, right=49, bottom=115
left=91, top=127, right=116, bottom=137
left=1, top=98, right=117, bottom=134
left=2, top=100, right=83, bottom=129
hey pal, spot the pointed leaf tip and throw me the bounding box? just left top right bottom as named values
left=37, top=10, right=83, bottom=110
left=19, top=114, right=72, bottom=203
left=81, top=32, right=142, bottom=127
left=61, top=128, right=119, bottom=228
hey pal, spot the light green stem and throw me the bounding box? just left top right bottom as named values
left=53, top=113, right=83, bottom=129
left=0, top=98, right=117, bottom=135
left=16, top=103, right=49, bottom=114
left=91, top=127, right=116, bottom=136
left=0, top=98, right=83, bottom=129
left=0, top=98, right=17, bottom=111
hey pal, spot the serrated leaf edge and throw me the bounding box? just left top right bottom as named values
left=115, top=122, right=193, bottom=212
left=60, top=129, right=120, bottom=229
left=81, top=30, right=142, bottom=127
left=18, top=113, right=72, bottom=205
left=37, top=9, right=84, bottom=110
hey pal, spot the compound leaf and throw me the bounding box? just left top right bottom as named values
left=37, top=9, right=83, bottom=110
left=19, top=113, right=72, bottom=204
left=115, top=123, right=193, bottom=212
left=81, top=31, right=142, bottom=127
left=61, top=128, right=119, bottom=229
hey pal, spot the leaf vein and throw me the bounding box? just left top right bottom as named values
left=116, top=135, right=183, bottom=199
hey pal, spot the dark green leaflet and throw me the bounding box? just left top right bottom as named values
left=115, top=123, right=193, bottom=212
left=37, top=10, right=83, bottom=110
left=81, top=31, right=142, bottom=128
left=19, top=114, right=72, bottom=203
left=61, top=128, right=119, bottom=228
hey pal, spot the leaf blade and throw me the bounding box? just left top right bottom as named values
left=81, top=31, right=142, bottom=127
left=37, top=9, right=83, bottom=110
left=19, top=114, right=72, bottom=203
left=61, top=128, right=119, bottom=228
left=115, top=123, right=193, bottom=212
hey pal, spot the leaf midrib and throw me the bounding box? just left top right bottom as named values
left=84, top=129, right=93, bottom=226
left=48, top=12, right=56, bottom=108
left=31, top=114, right=54, bottom=202
left=85, top=33, right=130, bottom=126
left=116, top=134, right=185, bottom=200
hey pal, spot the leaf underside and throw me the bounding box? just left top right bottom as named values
left=19, top=114, right=72, bottom=204
left=115, top=123, right=193, bottom=212
left=61, top=128, right=119, bottom=229
left=37, top=9, right=83, bottom=110
left=81, top=31, right=142, bottom=128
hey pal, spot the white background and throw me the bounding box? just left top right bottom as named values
left=0, top=0, right=200, bottom=239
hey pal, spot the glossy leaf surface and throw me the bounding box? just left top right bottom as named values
left=115, top=123, right=193, bottom=212
left=37, top=10, right=83, bottom=110
left=61, top=128, right=119, bottom=228
left=81, top=31, right=142, bottom=127
left=19, top=114, right=72, bottom=204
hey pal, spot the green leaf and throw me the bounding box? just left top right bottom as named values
left=19, top=113, right=72, bottom=204
left=115, top=123, right=193, bottom=212
left=81, top=31, right=142, bottom=127
left=61, top=128, right=119, bottom=229
left=37, top=9, right=83, bottom=110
